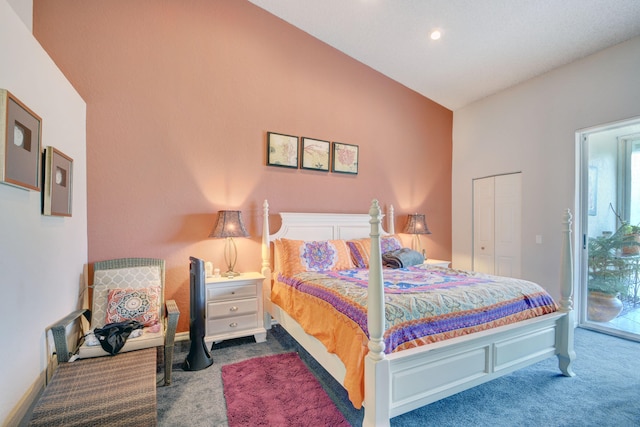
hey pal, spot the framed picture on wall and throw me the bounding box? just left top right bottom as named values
left=301, top=137, right=330, bottom=171
left=43, top=146, right=73, bottom=217
left=0, top=89, right=42, bottom=191
left=332, top=142, right=359, bottom=174
left=267, top=132, right=299, bottom=168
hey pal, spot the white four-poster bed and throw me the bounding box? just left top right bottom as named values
left=260, top=199, right=575, bottom=427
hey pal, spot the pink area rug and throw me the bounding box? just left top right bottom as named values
left=221, top=352, right=350, bottom=426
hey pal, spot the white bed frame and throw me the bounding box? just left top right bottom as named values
left=260, top=199, right=575, bottom=427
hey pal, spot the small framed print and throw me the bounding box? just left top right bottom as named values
left=267, top=132, right=299, bottom=168
left=43, top=147, right=73, bottom=217
left=0, top=89, right=42, bottom=191
left=301, top=137, right=330, bottom=171
left=332, top=142, right=359, bottom=174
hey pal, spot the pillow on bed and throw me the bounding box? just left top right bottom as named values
left=347, top=235, right=403, bottom=268
left=278, top=238, right=354, bottom=276
left=273, top=238, right=285, bottom=275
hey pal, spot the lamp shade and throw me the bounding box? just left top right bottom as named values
left=209, top=210, right=249, bottom=239
left=403, top=213, right=432, bottom=235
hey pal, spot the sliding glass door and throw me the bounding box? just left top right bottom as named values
left=581, top=118, right=640, bottom=342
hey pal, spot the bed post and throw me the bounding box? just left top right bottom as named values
left=388, top=205, right=394, bottom=234
left=364, top=200, right=391, bottom=427
left=557, top=209, right=576, bottom=377
left=261, top=200, right=273, bottom=330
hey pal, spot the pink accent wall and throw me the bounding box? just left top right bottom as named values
left=34, top=0, right=452, bottom=332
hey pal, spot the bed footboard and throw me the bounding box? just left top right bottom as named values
left=363, top=203, right=575, bottom=427
left=383, top=313, right=564, bottom=418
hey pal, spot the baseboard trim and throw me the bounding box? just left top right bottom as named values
left=2, top=370, right=45, bottom=427
left=175, top=331, right=189, bottom=342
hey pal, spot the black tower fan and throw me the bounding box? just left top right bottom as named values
left=183, top=256, right=213, bottom=371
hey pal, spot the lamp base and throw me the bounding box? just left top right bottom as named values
left=411, top=234, right=422, bottom=253
left=224, top=270, right=241, bottom=278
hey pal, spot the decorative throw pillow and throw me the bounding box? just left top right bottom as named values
left=347, top=235, right=403, bottom=268
left=279, top=238, right=354, bottom=276
left=273, top=238, right=285, bottom=274
left=105, top=286, right=161, bottom=326
left=381, top=235, right=403, bottom=253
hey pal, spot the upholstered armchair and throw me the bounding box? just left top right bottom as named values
left=50, top=258, right=180, bottom=385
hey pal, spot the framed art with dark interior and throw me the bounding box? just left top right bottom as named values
left=0, top=89, right=42, bottom=191
left=301, top=137, right=330, bottom=171
left=43, top=146, right=73, bottom=217
left=332, top=142, right=358, bottom=174
left=267, top=132, right=299, bottom=168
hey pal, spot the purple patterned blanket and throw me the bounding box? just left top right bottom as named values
left=277, top=264, right=557, bottom=353
left=272, top=264, right=557, bottom=407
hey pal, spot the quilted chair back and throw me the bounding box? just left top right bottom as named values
left=91, top=259, right=164, bottom=329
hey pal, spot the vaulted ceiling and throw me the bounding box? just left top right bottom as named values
left=249, top=0, right=640, bottom=110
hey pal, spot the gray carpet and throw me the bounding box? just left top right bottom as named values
left=157, top=326, right=640, bottom=426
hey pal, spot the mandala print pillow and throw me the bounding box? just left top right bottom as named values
left=105, top=286, right=161, bottom=326
left=279, top=238, right=354, bottom=276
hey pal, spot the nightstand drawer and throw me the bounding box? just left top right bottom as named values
left=208, top=314, right=258, bottom=334
left=207, top=284, right=257, bottom=301
left=208, top=298, right=257, bottom=319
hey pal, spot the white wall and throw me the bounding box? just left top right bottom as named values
left=452, top=36, right=640, bottom=301
left=0, top=0, right=87, bottom=424
left=6, top=0, right=32, bottom=31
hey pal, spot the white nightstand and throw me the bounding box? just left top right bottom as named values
left=424, top=259, right=451, bottom=268
left=204, top=272, right=266, bottom=344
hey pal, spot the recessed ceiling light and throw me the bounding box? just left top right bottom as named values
left=430, top=30, right=441, bottom=40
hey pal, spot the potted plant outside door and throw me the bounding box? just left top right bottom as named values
left=587, top=233, right=629, bottom=322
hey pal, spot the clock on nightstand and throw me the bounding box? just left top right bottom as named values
left=204, top=272, right=266, bottom=345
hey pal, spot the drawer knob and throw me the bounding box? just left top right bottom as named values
left=230, top=306, right=239, bottom=312
left=231, top=291, right=236, bottom=295
left=229, top=322, right=238, bottom=328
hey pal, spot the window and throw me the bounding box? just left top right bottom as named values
left=619, top=135, right=640, bottom=226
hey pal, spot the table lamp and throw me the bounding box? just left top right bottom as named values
left=209, top=210, right=249, bottom=277
left=403, top=213, right=432, bottom=258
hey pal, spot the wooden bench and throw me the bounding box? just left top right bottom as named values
left=28, top=348, right=157, bottom=426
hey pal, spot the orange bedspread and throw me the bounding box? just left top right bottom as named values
left=272, top=277, right=369, bottom=407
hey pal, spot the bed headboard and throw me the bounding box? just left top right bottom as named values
left=271, top=212, right=383, bottom=241
left=260, top=200, right=393, bottom=277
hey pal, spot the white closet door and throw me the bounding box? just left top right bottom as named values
left=473, top=173, right=522, bottom=277
left=473, top=177, right=495, bottom=274
left=494, top=173, right=522, bottom=277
